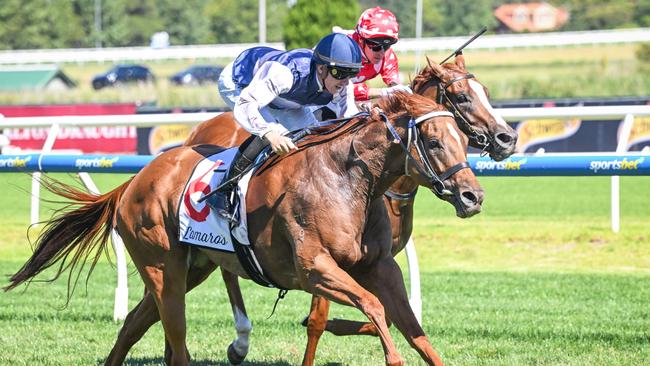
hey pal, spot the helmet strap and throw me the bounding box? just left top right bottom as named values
left=316, top=64, right=328, bottom=87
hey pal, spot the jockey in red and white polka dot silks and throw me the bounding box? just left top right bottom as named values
left=349, top=7, right=403, bottom=101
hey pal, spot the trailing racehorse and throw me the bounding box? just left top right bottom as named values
left=108, top=54, right=516, bottom=365
left=6, top=92, right=482, bottom=366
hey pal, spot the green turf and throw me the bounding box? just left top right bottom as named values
left=0, top=173, right=649, bottom=365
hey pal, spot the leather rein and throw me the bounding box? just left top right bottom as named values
left=380, top=111, right=470, bottom=199
left=414, top=72, right=494, bottom=156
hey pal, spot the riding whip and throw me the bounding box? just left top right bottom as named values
left=439, top=26, right=488, bottom=64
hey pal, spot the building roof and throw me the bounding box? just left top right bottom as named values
left=0, top=65, right=76, bottom=91
left=494, top=2, right=569, bottom=33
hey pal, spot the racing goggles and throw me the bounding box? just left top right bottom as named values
left=365, top=38, right=396, bottom=52
left=328, top=66, right=359, bottom=80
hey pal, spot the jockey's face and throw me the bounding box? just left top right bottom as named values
left=363, top=38, right=393, bottom=64
left=318, top=65, right=354, bottom=95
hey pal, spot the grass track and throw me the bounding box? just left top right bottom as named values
left=0, top=173, right=649, bottom=365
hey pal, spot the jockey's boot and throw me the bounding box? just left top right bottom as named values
left=208, top=153, right=254, bottom=224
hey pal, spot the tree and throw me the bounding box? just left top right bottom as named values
left=101, top=0, right=164, bottom=47
left=0, top=0, right=84, bottom=50
left=283, top=0, right=360, bottom=49
left=439, top=0, right=496, bottom=36
left=158, top=0, right=211, bottom=45
left=48, top=0, right=85, bottom=48
left=204, top=0, right=287, bottom=44
left=205, top=0, right=259, bottom=44
left=551, top=0, right=637, bottom=31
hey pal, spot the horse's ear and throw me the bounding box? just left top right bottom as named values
left=455, top=53, right=466, bottom=70
left=425, top=56, right=446, bottom=77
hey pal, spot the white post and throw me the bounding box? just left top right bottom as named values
left=111, top=229, right=129, bottom=321
left=258, top=0, right=266, bottom=44
left=78, top=172, right=129, bottom=321
left=611, top=113, right=635, bottom=233
left=414, top=0, right=423, bottom=72
left=30, top=172, right=41, bottom=225
left=31, top=123, right=60, bottom=226
left=404, top=236, right=422, bottom=325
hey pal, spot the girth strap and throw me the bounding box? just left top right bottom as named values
left=231, top=232, right=287, bottom=289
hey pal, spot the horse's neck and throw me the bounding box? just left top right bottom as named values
left=388, top=176, right=418, bottom=195
left=328, top=118, right=405, bottom=203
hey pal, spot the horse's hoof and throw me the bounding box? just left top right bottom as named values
left=227, top=343, right=246, bottom=365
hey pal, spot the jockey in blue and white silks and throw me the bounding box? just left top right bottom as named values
left=211, top=33, right=363, bottom=222
left=218, top=38, right=361, bottom=138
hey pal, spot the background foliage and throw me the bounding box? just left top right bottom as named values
left=284, top=0, right=360, bottom=49
left=0, top=0, right=648, bottom=50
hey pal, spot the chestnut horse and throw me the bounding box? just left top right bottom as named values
left=104, top=55, right=516, bottom=365
left=6, top=93, right=483, bottom=366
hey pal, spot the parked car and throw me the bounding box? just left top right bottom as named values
left=169, top=65, right=223, bottom=86
left=92, top=64, right=155, bottom=90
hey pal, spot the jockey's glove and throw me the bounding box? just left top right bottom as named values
left=263, top=131, right=298, bottom=156
left=380, top=84, right=413, bottom=97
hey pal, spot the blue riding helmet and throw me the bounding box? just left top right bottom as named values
left=312, top=33, right=362, bottom=72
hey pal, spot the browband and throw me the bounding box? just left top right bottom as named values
left=414, top=111, right=454, bottom=125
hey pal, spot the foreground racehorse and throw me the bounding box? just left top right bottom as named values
left=6, top=93, right=482, bottom=366
left=105, top=55, right=516, bottom=365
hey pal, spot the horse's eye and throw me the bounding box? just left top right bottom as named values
left=456, top=93, right=469, bottom=104
left=428, top=139, right=442, bottom=150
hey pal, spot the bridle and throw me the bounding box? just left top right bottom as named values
left=413, top=72, right=494, bottom=156
left=380, top=111, right=470, bottom=198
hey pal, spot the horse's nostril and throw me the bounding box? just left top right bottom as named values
left=461, top=190, right=478, bottom=205
left=496, top=132, right=515, bottom=144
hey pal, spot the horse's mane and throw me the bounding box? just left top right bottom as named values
left=374, top=92, right=447, bottom=120
left=258, top=92, right=448, bottom=172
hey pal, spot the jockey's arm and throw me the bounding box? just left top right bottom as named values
left=234, top=62, right=307, bottom=154
left=233, top=62, right=294, bottom=137
left=365, top=82, right=399, bottom=99
left=358, top=82, right=412, bottom=100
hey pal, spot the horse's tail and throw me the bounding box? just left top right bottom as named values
left=4, top=176, right=133, bottom=296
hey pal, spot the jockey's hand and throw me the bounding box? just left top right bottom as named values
left=380, top=84, right=413, bottom=97
left=263, top=131, right=297, bottom=155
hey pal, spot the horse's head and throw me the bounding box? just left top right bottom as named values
left=376, top=92, right=483, bottom=218
left=411, top=55, right=517, bottom=161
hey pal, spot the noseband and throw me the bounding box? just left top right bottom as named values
left=415, top=72, right=494, bottom=156
left=381, top=111, right=470, bottom=198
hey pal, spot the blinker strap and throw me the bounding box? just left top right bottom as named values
left=442, top=73, right=475, bottom=89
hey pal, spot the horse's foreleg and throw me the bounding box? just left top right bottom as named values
left=222, top=268, right=251, bottom=365
left=301, top=295, right=331, bottom=366
left=307, top=253, right=404, bottom=366
left=361, top=258, right=444, bottom=366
